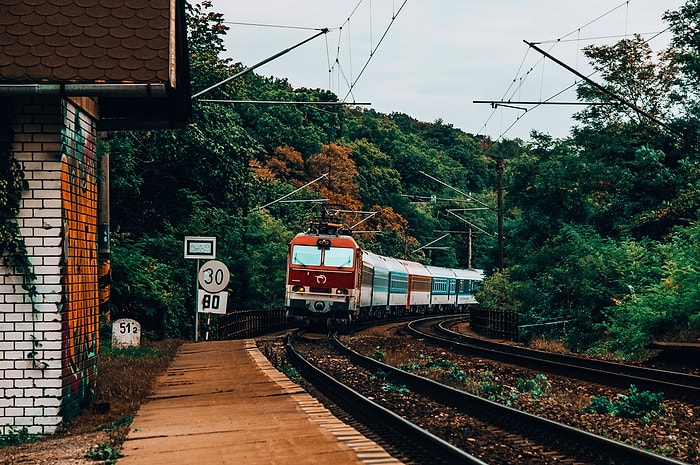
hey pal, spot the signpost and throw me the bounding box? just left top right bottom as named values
left=184, top=237, right=230, bottom=341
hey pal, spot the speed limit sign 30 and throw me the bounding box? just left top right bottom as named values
left=198, top=260, right=230, bottom=293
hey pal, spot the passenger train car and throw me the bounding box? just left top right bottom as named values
left=285, top=220, right=484, bottom=328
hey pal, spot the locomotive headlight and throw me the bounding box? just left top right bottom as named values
left=292, top=285, right=306, bottom=292
left=335, top=288, right=348, bottom=295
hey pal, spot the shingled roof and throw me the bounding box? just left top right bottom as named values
left=0, top=0, right=190, bottom=129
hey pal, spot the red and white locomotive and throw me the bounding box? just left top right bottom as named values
left=285, top=220, right=484, bottom=328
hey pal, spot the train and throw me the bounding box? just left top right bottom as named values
left=285, top=219, right=484, bottom=329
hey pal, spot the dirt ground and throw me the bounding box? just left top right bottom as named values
left=0, top=339, right=185, bottom=465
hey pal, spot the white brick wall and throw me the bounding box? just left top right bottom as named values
left=0, top=96, right=98, bottom=435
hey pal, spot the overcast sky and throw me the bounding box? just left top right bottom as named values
left=208, top=1, right=686, bottom=140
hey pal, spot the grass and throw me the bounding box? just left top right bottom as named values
left=100, top=414, right=135, bottom=432
left=0, top=427, right=39, bottom=447
left=64, top=338, right=184, bottom=436
left=528, top=338, right=568, bottom=354
left=99, top=344, right=165, bottom=359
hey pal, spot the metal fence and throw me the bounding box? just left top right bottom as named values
left=218, top=307, right=290, bottom=340
left=469, top=307, right=519, bottom=342
left=217, top=306, right=520, bottom=341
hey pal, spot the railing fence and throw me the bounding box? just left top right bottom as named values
left=218, top=307, right=290, bottom=340
left=217, top=306, right=521, bottom=342
left=469, top=307, right=519, bottom=342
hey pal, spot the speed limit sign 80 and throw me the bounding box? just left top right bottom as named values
left=198, top=260, right=230, bottom=293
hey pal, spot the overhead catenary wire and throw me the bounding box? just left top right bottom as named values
left=331, top=0, right=368, bottom=96
left=476, top=0, right=666, bottom=141
left=223, top=21, right=324, bottom=32
left=192, top=28, right=329, bottom=100
left=524, top=40, right=681, bottom=135
left=198, top=100, right=371, bottom=105
left=341, top=0, right=409, bottom=102
left=537, top=31, right=664, bottom=44
left=202, top=1, right=406, bottom=108
left=253, top=173, right=329, bottom=211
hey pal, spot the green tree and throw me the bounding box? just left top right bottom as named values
left=569, top=32, right=682, bottom=239
left=349, top=139, right=403, bottom=207
left=505, top=133, right=588, bottom=259
left=575, top=34, right=677, bottom=132
left=108, top=2, right=276, bottom=335
left=603, top=222, right=700, bottom=359
left=230, top=212, right=293, bottom=308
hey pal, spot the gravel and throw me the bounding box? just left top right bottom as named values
left=257, top=325, right=700, bottom=464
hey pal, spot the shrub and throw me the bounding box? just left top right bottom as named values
left=583, top=385, right=664, bottom=421
left=516, top=374, right=550, bottom=398
left=398, top=362, right=424, bottom=372
left=382, top=382, right=409, bottom=394
left=371, top=348, right=386, bottom=362
left=85, top=442, right=122, bottom=465
left=583, top=396, right=616, bottom=414
left=615, top=385, right=664, bottom=420
left=448, top=366, right=469, bottom=384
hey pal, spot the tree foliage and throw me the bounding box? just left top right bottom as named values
left=107, top=2, right=497, bottom=338
left=106, top=2, right=700, bottom=358
left=480, top=1, right=700, bottom=358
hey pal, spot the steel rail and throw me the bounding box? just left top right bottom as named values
left=331, top=331, right=690, bottom=465
left=407, top=316, right=700, bottom=398
left=286, top=332, right=488, bottom=465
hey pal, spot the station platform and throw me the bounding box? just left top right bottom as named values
left=117, top=339, right=403, bottom=465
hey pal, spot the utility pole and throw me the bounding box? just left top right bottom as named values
left=496, top=158, right=504, bottom=272
left=524, top=40, right=681, bottom=136
left=420, top=171, right=498, bottom=269
left=98, top=147, right=111, bottom=323
left=468, top=228, right=473, bottom=269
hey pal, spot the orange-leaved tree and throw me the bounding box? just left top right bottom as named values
left=306, top=143, right=362, bottom=211
left=252, top=144, right=305, bottom=183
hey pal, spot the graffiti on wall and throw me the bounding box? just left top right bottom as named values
left=59, top=101, right=99, bottom=419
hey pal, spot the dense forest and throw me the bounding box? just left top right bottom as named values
left=106, top=1, right=700, bottom=360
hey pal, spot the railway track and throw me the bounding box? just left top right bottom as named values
left=287, top=329, right=691, bottom=465
left=408, top=316, right=700, bottom=401
left=287, top=331, right=479, bottom=465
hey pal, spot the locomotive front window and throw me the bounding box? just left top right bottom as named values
left=324, top=247, right=354, bottom=268
left=292, top=245, right=322, bottom=266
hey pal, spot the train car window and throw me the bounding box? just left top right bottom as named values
left=292, top=245, right=322, bottom=266
left=432, top=278, right=447, bottom=293
left=324, top=247, right=355, bottom=268
left=362, top=265, right=374, bottom=285
left=412, top=276, right=431, bottom=292
left=390, top=273, right=408, bottom=292
left=373, top=269, right=389, bottom=289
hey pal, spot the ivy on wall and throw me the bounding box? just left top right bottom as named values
left=0, top=112, right=35, bottom=284
left=1, top=110, right=42, bottom=367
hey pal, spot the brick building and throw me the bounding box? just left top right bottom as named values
left=0, top=0, right=190, bottom=434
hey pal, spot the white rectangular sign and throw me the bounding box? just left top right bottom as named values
left=184, top=236, right=216, bottom=259
left=197, top=289, right=228, bottom=314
